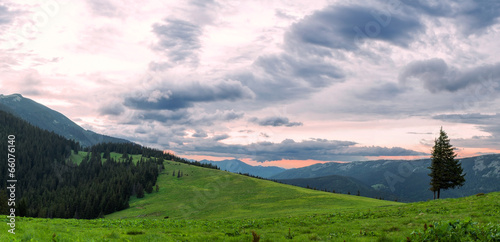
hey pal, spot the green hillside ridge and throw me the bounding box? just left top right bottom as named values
left=107, top=160, right=397, bottom=221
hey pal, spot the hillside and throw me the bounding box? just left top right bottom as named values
left=3, top=191, right=499, bottom=241
left=277, top=174, right=397, bottom=200
left=107, top=160, right=397, bottom=220
left=0, top=93, right=129, bottom=147
left=0, top=110, right=163, bottom=219
left=271, top=156, right=500, bottom=202
left=200, top=159, right=286, bottom=178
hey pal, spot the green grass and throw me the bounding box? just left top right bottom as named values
left=2, top=160, right=499, bottom=241
left=107, top=161, right=397, bottom=220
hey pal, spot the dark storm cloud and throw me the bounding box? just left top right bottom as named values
left=400, top=0, right=454, bottom=17
left=133, top=109, right=243, bottom=127
left=124, top=80, right=254, bottom=110
left=399, top=58, right=500, bottom=93
left=457, top=0, right=500, bottom=35
left=152, top=18, right=202, bottom=63
left=401, top=0, right=500, bottom=35
left=182, top=138, right=426, bottom=162
left=250, top=116, right=303, bottom=127
left=285, top=3, right=424, bottom=53
left=137, top=109, right=190, bottom=123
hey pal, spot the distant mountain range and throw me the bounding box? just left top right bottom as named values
left=270, top=155, right=500, bottom=202
left=200, top=159, right=286, bottom=178
left=0, top=93, right=129, bottom=147
left=276, top=174, right=397, bottom=200
left=200, top=159, right=397, bottom=200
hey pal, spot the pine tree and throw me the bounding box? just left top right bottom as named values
left=428, top=127, right=466, bottom=199
left=136, top=184, right=145, bottom=198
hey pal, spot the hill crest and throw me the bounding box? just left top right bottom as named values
left=0, top=93, right=129, bottom=147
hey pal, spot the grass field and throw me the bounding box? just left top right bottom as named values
left=107, top=161, right=397, bottom=220
left=2, top=160, right=499, bottom=241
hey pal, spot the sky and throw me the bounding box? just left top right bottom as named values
left=1, top=0, right=500, bottom=169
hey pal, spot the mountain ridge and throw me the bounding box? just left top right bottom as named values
left=271, top=154, right=500, bottom=202
left=0, top=93, right=129, bottom=147
left=199, top=159, right=286, bottom=178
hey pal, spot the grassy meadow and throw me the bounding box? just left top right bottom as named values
left=2, top=159, right=499, bottom=241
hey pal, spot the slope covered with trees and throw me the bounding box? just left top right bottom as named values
left=0, top=110, right=216, bottom=219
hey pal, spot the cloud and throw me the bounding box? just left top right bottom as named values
left=255, top=54, right=344, bottom=88
left=432, top=113, right=500, bottom=125
left=86, top=0, right=119, bottom=17
left=400, top=0, right=454, bottom=17
left=124, top=80, right=254, bottom=110
left=233, top=53, right=345, bottom=102
left=132, top=109, right=244, bottom=127
left=275, top=9, right=297, bottom=20
left=98, top=102, right=125, bottom=116
left=192, top=129, right=208, bottom=138
left=433, top=113, right=500, bottom=148
left=456, top=1, right=500, bottom=35
left=354, top=82, right=405, bottom=101
left=250, top=116, right=302, bottom=127
left=401, top=0, right=500, bottom=36
left=152, top=18, right=202, bottom=65
left=399, top=58, right=500, bottom=93
left=407, top=132, right=432, bottom=135
left=0, top=4, right=16, bottom=25
left=10, top=69, right=44, bottom=96
left=181, top=138, right=426, bottom=162
left=212, top=134, right=229, bottom=141
left=133, top=109, right=190, bottom=123
left=285, top=3, right=424, bottom=53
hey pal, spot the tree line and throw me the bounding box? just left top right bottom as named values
left=0, top=110, right=217, bottom=219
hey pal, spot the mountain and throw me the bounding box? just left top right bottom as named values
left=0, top=93, right=129, bottom=147
left=270, top=155, right=500, bottom=202
left=200, top=159, right=286, bottom=178
left=277, top=174, right=397, bottom=200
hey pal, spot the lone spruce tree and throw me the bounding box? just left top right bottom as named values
left=428, top=127, right=466, bottom=199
